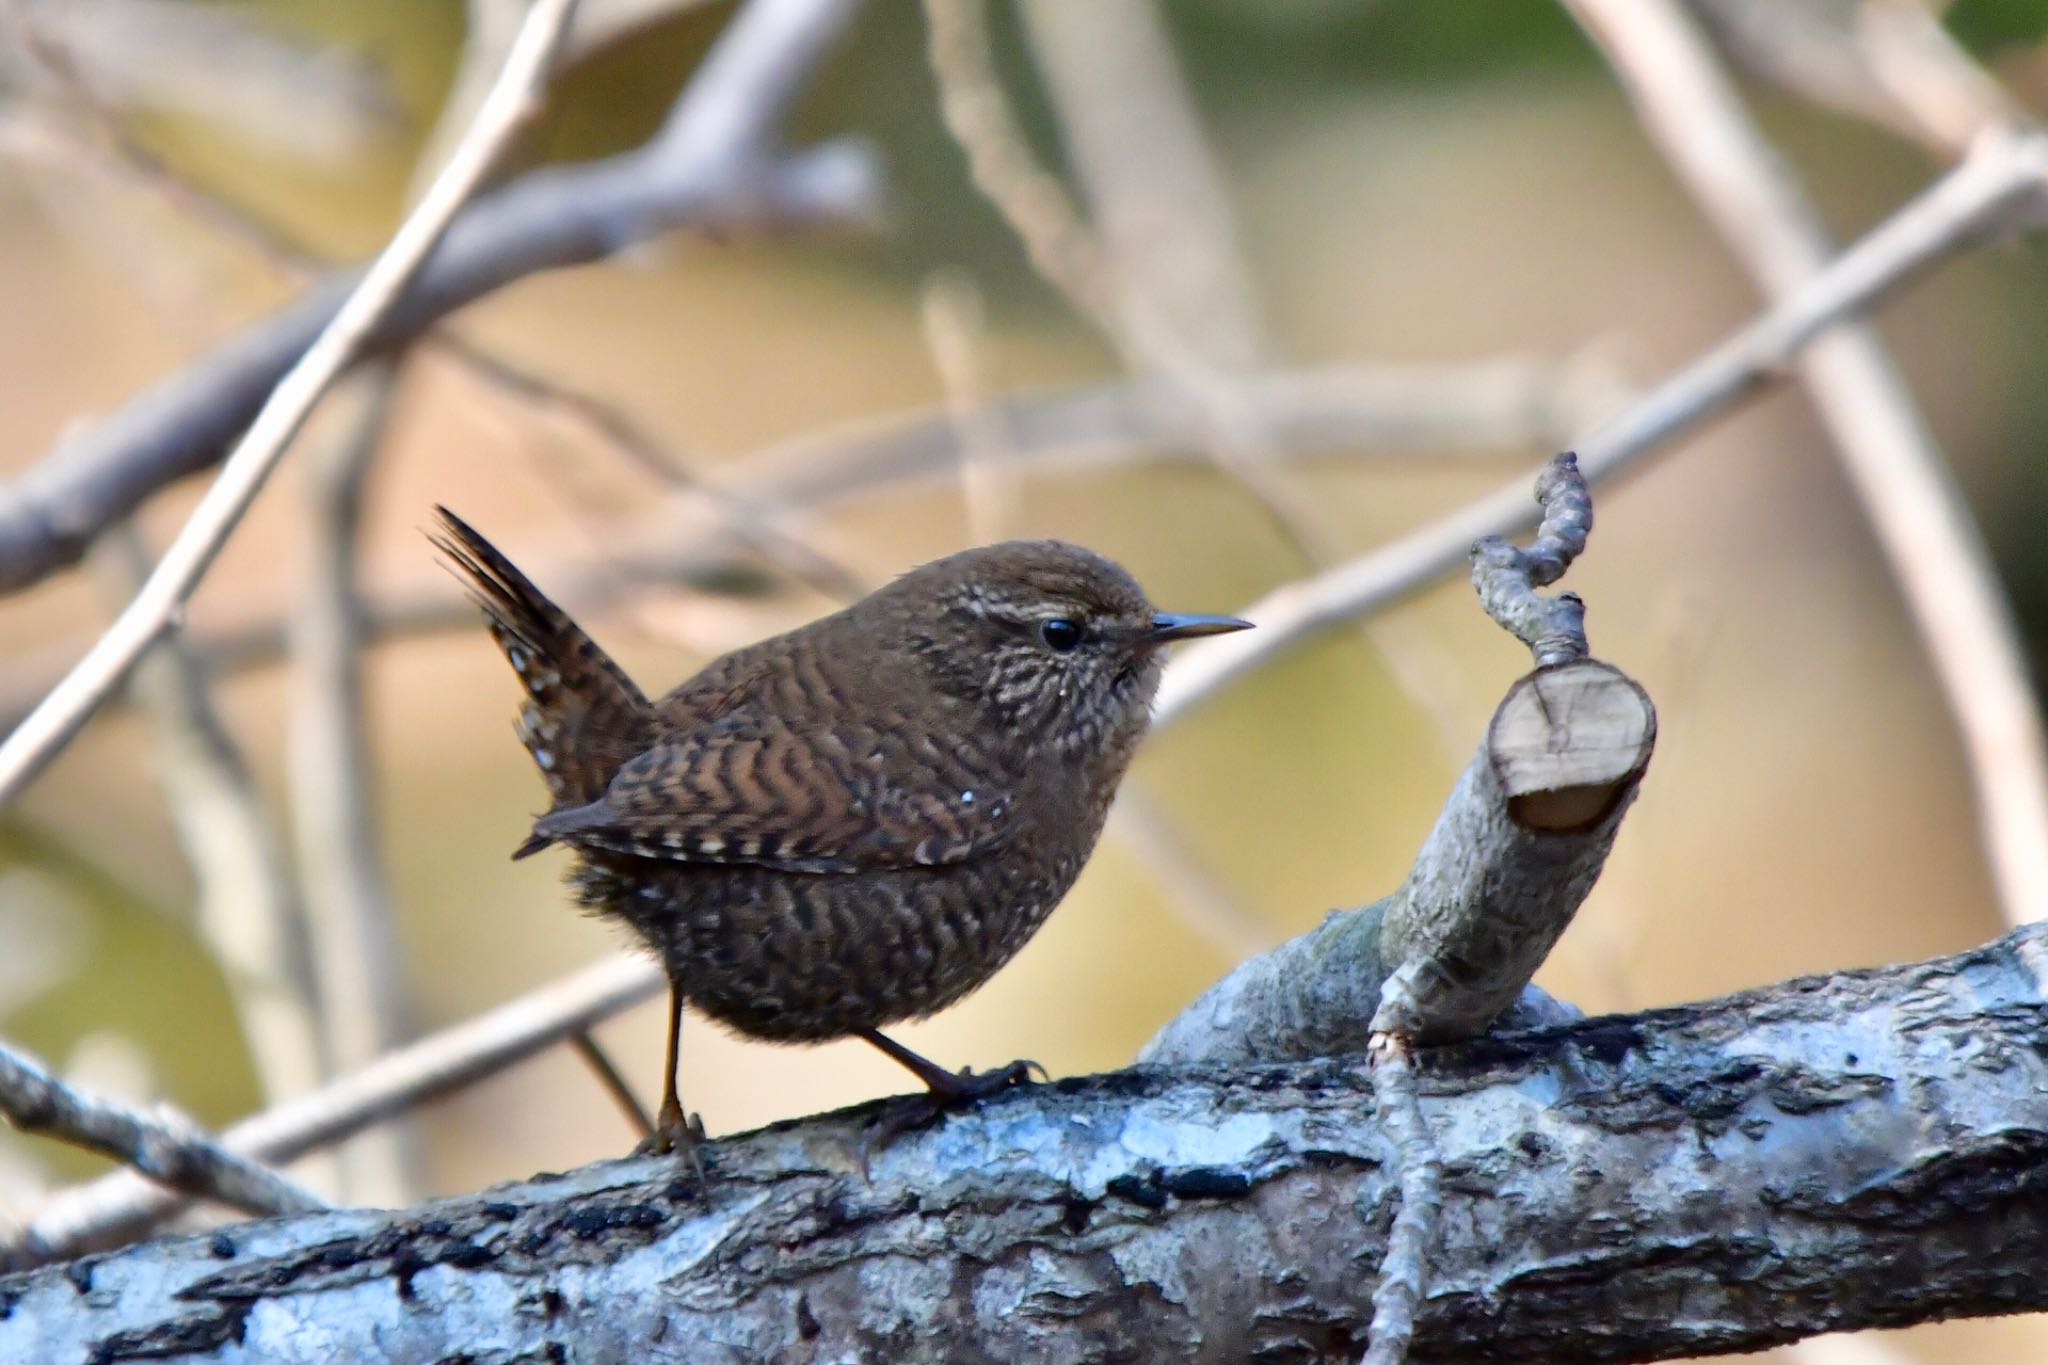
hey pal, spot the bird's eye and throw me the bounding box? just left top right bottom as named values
left=1039, top=618, right=1082, bottom=652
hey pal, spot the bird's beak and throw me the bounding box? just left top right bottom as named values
left=1144, top=612, right=1254, bottom=645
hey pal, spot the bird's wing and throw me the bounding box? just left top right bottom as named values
left=521, top=717, right=1015, bottom=872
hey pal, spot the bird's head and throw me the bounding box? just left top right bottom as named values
left=891, top=540, right=1250, bottom=759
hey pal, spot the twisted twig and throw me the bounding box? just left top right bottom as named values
left=1470, top=451, right=1593, bottom=667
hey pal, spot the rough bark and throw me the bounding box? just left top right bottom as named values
left=8, top=924, right=2046, bottom=1364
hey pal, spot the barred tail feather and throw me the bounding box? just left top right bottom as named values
left=429, top=507, right=653, bottom=827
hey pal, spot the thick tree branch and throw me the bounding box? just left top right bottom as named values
left=7, top=926, right=2045, bottom=1363
left=6, top=955, right=663, bottom=1270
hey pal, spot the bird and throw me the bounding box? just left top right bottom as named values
left=430, top=508, right=1250, bottom=1159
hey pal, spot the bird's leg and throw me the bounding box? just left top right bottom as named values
left=639, top=984, right=707, bottom=1186
left=857, top=1028, right=1044, bottom=1103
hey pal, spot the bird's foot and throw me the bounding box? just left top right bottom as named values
left=638, top=1098, right=709, bottom=1191
left=854, top=1058, right=1047, bottom=1178
left=922, top=1057, right=1046, bottom=1106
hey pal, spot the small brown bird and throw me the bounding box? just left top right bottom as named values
left=432, top=509, right=1249, bottom=1155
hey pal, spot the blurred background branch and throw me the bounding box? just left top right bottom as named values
left=286, top=362, right=416, bottom=1206
left=1570, top=0, right=2048, bottom=931
left=0, top=0, right=880, bottom=595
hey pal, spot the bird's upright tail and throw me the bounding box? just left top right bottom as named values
left=429, top=508, right=653, bottom=848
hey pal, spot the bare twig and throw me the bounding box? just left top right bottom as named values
left=0, top=0, right=584, bottom=806
left=1855, top=0, right=2027, bottom=154
left=0, top=1037, right=327, bottom=1225
left=288, top=362, right=417, bottom=1206
left=922, top=0, right=1112, bottom=318
left=569, top=1032, right=656, bottom=1139
left=8, top=954, right=663, bottom=1269
left=411, top=0, right=724, bottom=200
left=1358, top=1032, right=1439, bottom=1365
left=1567, top=0, right=2048, bottom=925
left=5, top=24, right=872, bottom=614
left=1471, top=453, right=1592, bottom=667
left=727, top=357, right=1620, bottom=500
left=1152, top=129, right=2048, bottom=735
left=4, top=10, right=324, bottom=281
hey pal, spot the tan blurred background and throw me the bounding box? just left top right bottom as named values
left=3, top=1, right=2047, bottom=1359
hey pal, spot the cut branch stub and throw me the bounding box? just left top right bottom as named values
left=1143, top=656, right=1652, bottom=1064
left=1491, top=660, right=1656, bottom=832
left=1377, top=659, right=1655, bottom=1043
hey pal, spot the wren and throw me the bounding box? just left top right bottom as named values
left=433, top=509, right=1250, bottom=1156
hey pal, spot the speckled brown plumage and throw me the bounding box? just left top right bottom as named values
left=432, top=508, right=1248, bottom=1149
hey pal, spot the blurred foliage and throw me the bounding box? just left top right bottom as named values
left=1949, top=0, right=2048, bottom=52
left=1173, top=0, right=1594, bottom=90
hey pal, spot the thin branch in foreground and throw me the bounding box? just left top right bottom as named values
left=0, top=0, right=583, bottom=807
left=568, top=1033, right=656, bottom=1140
left=1566, top=0, right=2048, bottom=929
left=5, top=953, right=663, bottom=1270
left=1359, top=1032, right=1439, bottom=1365
left=0, top=1038, right=326, bottom=1224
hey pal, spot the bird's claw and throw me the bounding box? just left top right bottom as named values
left=927, top=1056, right=1044, bottom=1105
left=854, top=1058, right=1046, bottom=1179
left=638, top=1103, right=710, bottom=1191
